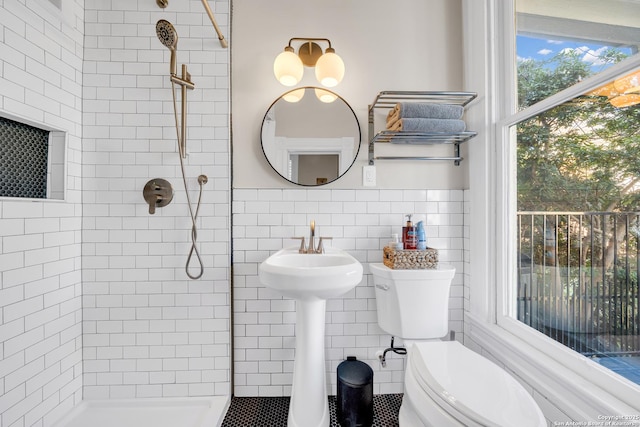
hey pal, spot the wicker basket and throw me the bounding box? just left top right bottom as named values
left=383, top=246, right=438, bottom=269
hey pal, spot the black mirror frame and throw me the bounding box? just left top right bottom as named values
left=260, top=86, right=361, bottom=187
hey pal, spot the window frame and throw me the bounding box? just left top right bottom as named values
left=463, top=0, right=640, bottom=418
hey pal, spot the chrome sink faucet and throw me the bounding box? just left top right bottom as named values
left=292, top=220, right=332, bottom=254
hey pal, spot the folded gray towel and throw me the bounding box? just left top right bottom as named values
left=390, top=102, right=464, bottom=120
left=389, top=118, right=466, bottom=133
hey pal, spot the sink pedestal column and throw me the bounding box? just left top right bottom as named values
left=288, top=299, right=329, bottom=427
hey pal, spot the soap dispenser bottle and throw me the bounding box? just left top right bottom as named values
left=416, top=221, right=427, bottom=250
left=402, top=214, right=417, bottom=250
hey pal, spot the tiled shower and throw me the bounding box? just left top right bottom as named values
left=1, top=0, right=231, bottom=425
left=81, top=0, right=231, bottom=399
left=1, top=1, right=85, bottom=426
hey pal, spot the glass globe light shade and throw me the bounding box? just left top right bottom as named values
left=314, top=88, right=337, bottom=103
left=315, top=48, right=344, bottom=87
left=283, top=88, right=306, bottom=103
left=274, top=48, right=304, bottom=87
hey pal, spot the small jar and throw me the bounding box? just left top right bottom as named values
left=389, top=233, right=403, bottom=250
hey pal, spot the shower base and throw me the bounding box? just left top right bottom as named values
left=53, top=396, right=229, bottom=427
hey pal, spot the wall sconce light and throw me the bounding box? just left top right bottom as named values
left=588, top=69, right=640, bottom=107
left=273, top=38, right=345, bottom=88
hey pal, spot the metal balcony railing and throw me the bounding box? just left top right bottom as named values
left=517, top=212, right=640, bottom=357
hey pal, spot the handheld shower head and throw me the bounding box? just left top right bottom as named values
left=156, top=19, right=178, bottom=76
left=156, top=19, right=177, bottom=50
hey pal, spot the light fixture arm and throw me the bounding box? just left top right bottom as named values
left=286, top=37, right=332, bottom=50
left=285, top=38, right=334, bottom=68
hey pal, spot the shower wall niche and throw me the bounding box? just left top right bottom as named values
left=0, top=114, right=67, bottom=200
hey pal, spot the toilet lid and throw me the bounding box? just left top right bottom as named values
left=410, top=341, right=545, bottom=427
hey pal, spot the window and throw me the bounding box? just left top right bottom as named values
left=508, top=0, right=640, bottom=388
left=463, top=0, right=640, bottom=416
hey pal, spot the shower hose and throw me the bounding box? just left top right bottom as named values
left=171, top=80, right=206, bottom=280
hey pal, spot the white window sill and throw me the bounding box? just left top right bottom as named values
left=465, top=312, right=640, bottom=421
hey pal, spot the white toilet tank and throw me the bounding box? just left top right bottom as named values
left=370, top=263, right=456, bottom=340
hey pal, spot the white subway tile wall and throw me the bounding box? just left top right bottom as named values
left=0, top=1, right=467, bottom=424
left=1, top=1, right=84, bottom=426
left=232, top=188, right=465, bottom=396
left=463, top=189, right=471, bottom=314
left=80, top=0, right=230, bottom=401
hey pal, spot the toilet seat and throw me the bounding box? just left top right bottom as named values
left=408, top=341, right=546, bottom=427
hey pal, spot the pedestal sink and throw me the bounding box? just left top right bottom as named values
left=259, top=246, right=363, bottom=427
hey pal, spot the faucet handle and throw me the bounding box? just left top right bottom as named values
left=143, top=178, right=173, bottom=215
left=316, top=237, right=332, bottom=254
left=291, top=237, right=306, bottom=253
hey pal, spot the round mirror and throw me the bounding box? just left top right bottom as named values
left=261, top=87, right=361, bottom=186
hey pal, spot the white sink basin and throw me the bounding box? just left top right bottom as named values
left=258, top=246, right=363, bottom=427
left=259, top=247, right=363, bottom=301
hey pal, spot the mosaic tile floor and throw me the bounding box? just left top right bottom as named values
left=221, top=394, right=403, bottom=427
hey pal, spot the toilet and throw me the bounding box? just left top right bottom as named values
left=370, top=263, right=546, bottom=427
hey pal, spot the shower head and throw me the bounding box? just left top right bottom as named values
left=156, top=19, right=177, bottom=49
left=156, top=19, right=178, bottom=76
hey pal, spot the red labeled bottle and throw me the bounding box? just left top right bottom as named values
left=402, top=214, right=417, bottom=250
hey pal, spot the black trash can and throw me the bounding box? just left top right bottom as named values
left=336, top=356, right=373, bottom=427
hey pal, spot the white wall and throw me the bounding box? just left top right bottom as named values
left=0, top=1, right=84, bottom=426
left=231, top=0, right=468, bottom=396
left=232, top=0, right=467, bottom=190
left=232, top=188, right=465, bottom=395
left=81, top=0, right=231, bottom=400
